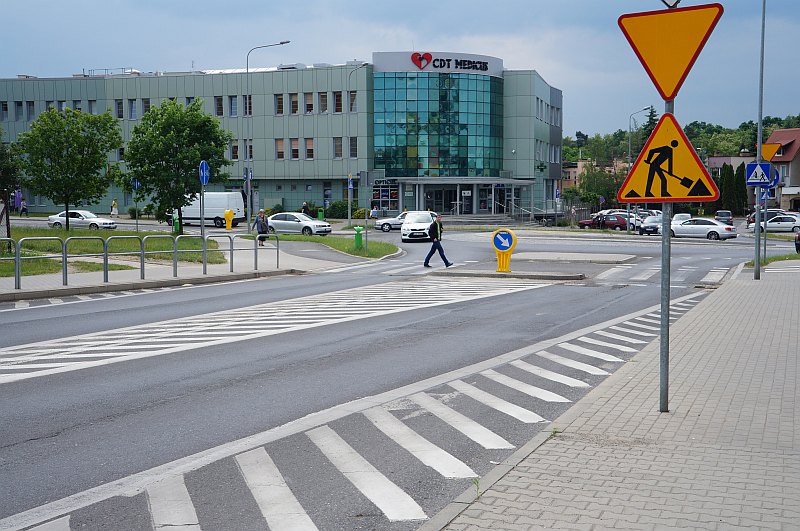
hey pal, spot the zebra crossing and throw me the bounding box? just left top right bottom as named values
left=0, top=286, right=184, bottom=312
left=5, top=294, right=705, bottom=531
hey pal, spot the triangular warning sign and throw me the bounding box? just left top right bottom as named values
left=618, top=113, right=719, bottom=204
left=761, top=142, right=781, bottom=161
left=619, top=3, right=723, bottom=101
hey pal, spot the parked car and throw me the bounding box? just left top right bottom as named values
left=578, top=213, right=628, bottom=231
left=374, top=210, right=438, bottom=232
left=753, top=214, right=800, bottom=233
left=48, top=210, right=117, bottom=230
left=639, top=215, right=662, bottom=235
left=267, top=212, right=331, bottom=235
left=400, top=211, right=438, bottom=242
left=671, top=213, right=692, bottom=224
left=714, top=210, right=734, bottom=225
left=670, top=218, right=737, bottom=240
left=746, top=208, right=785, bottom=228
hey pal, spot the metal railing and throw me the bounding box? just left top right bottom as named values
left=0, top=234, right=280, bottom=290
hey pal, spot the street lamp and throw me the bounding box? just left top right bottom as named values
left=627, top=106, right=650, bottom=233
left=346, top=62, right=369, bottom=229
left=246, top=40, right=290, bottom=230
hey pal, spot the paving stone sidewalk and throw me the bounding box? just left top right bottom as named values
left=424, top=267, right=800, bottom=530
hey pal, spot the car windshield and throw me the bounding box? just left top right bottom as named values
left=295, top=213, right=314, bottom=221
left=407, top=213, right=432, bottom=223
left=644, top=216, right=661, bottom=223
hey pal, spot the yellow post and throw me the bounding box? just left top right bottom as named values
left=224, top=209, right=234, bottom=230
left=492, top=228, right=517, bottom=272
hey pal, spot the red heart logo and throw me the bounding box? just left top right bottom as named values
left=411, top=52, right=432, bottom=70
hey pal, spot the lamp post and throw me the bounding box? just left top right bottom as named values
left=346, top=62, right=369, bottom=229
left=627, top=106, right=650, bottom=233
left=246, top=40, right=290, bottom=231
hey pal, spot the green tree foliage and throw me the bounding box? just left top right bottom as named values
left=734, top=162, right=749, bottom=215
left=17, top=108, right=122, bottom=230
left=124, top=99, right=233, bottom=233
left=578, top=163, right=625, bottom=210
left=0, top=127, right=24, bottom=237
left=719, top=163, right=735, bottom=212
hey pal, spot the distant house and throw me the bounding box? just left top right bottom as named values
left=766, top=128, right=800, bottom=211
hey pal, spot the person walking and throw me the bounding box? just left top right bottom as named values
left=253, top=209, right=269, bottom=246
left=423, top=214, right=453, bottom=268
left=20, top=199, right=29, bottom=217
left=110, top=198, right=118, bottom=218
left=301, top=202, right=310, bottom=216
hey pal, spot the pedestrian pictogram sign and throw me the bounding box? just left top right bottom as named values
left=760, top=143, right=781, bottom=161
left=618, top=113, right=719, bottom=203
left=619, top=3, right=723, bottom=101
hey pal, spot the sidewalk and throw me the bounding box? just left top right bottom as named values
left=423, top=265, right=800, bottom=530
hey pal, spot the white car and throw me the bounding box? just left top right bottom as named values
left=670, top=218, right=737, bottom=240
left=374, top=211, right=438, bottom=232
left=400, top=211, right=438, bottom=242
left=671, top=213, right=692, bottom=225
left=48, top=210, right=117, bottom=230
left=267, top=212, right=331, bottom=235
left=754, top=214, right=800, bottom=233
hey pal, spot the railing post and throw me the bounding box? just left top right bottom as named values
left=103, top=239, right=109, bottom=283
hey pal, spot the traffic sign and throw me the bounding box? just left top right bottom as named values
left=760, top=142, right=781, bottom=161
left=130, top=178, right=140, bottom=191
left=199, top=160, right=210, bottom=186
left=619, top=3, right=723, bottom=101
left=492, top=228, right=517, bottom=272
left=746, top=163, right=771, bottom=187
left=618, top=113, right=719, bottom=203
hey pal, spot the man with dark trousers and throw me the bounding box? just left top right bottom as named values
left=423, top=214, right=453, bottom=268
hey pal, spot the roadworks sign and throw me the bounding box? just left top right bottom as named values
left=618, top=113, right=719, bottom=203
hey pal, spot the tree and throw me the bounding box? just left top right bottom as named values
left=0, top=127, right=23, bottom=239
left=17, top=108, right=122, bottom=230
left=733, top=162, right=749, bottom=215
left=719, top=163, right=735, bottom=212
left=124, top=99, right=233, bottom=234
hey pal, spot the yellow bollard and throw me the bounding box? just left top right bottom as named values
left=492, top=228, right=517, bottom=272
left=224, top=209, right=234, bottom=230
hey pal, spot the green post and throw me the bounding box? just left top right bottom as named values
left=353, top=226, right=363, bottom=250
left=171, top=212, right=181, bottom=235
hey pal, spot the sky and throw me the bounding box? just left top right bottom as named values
left=2, top=0, right=797, bottom=137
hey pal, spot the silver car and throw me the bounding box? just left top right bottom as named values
left=267, top=212, right=331, bottom=235
left=374, top=210, right=438, bottom=232
left=47, top=210, right=117, bottom=230
left=670, top=218, right=737, bottom=240
left=400, top=211, right=438, bottom=242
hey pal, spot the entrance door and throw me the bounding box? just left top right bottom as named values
left=494, top=188, right=506, bottom=213
left=444, top=189, right=458, bottom=214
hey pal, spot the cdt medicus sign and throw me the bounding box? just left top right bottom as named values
left=373, top=52, right=504, bottom=78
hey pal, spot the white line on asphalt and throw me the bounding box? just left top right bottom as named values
left=235, top=447, right=319, bottom=531
left=47, top=298, right=63, bottom=305
left=27, top=516, right=71, bottom=531
left=13, top=301, right=30, bottom=309
left=630, top=268, right=659, bottom=281
left=509, top=360, right=591, bottom=388
left=447, top=380, right=548, bottom=422
left=409, top=392, right=514, bottom=449
left=535, top=350, right=609, bottom=375
left=480, top=369, right=570, bottom=402
left=593, top=330, right=648, bottom=344
left=558, top=342, right=625, bottom=361
left=623, top=320, right=660, bottom=331
left=608, top=325, right=657, bottom=337
left=363, top=407, right=476, bottom=478
left=699, top=268, right=728, bottom=283
left=595, top=267, right=627, bottom=280
left=307, top=425, right=427, bottom=522
left=575, top=336, right=637, bottom=353
left=146, top=475, right=200, bottom=530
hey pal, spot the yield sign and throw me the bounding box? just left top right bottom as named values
left=761, top=142, right=781, bottom=161
left=618, top=113, right=719, bottom=203
left=619, top=3, right=723, bottom=101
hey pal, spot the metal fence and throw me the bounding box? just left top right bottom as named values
left=0, top=234, right=280, bottom=290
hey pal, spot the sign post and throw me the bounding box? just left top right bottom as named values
left=131, top=178, right=141, bottom=232
left=199, top=160, right=210, bottom=271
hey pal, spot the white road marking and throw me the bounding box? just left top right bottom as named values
left=447, top=380, right=548, bottom=423
left=535, top=350, right=609, bottom=375
left=630, top=268, right=659, bottom=281
left=363, top=407, right=476, bottom=478
left=558, top=342, right=625, bottom=361
left=593, top=330, right=648, bottom=344
left=27, top=516, right=71, bottom=531
left=509, top=360, right=591, bottom=388
left=480, top=369, right=571, bottom=402
left=699, top=268, right=728, bottom=283
left=608, top=325, right=657, bottom=337
left=623, top=320, right=660, bottom=331
left=235, top=447, right=319, bottom=531
left=409, top=392, right=514, bottom=449
left=307, top=425, right=427, bottom=522
left=575, top=336, right=637, bottom=353
left=146, top=475, right=200, bottom=530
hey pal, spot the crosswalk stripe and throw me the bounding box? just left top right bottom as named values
left=307, top=425, right=427, bottom=522
left=558, top=342, right=625, bottom=361
left=410, top=392, right=514, bottom=449
left=576, top=336, right=637, bottom=353
left=637, top=317, right=661, bottom=324
left=363, top=407, right=476, bottom=478
left=27, top=516, right=71, bottom=531
left=235, top=447, right=319, bottom=531
left=447, top=380, right=547, bottom=423
left=623, top=320, right=660, bottom=331
left=146, top=476, right=200, bottom=530
left=480, top=369, right=570, bottom=402
left=14, top=301, right=30, bottom=309
left=630, top=268, right=659, bottom=281
left=596, top=267, right=627, bottom=280
left=699, top=268, right=728, bottom=283
left=47, top=298, right=63, bottom=305
left=593, top=330, right=648, bottom=344
left=535, top=350, right=609, bottom=375
left=509, top=360, right=591, bottom=388
left=609, top=325, right=657, bottom=337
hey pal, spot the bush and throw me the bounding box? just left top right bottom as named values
left=353, top=208, right=366, bottom=219
left=127, top=206, right=143, bottom=218
left=266, top=203, right=284, bottom=216
left=327, top=200, right=359, bottom=219
left=142, top=204, right=155, bottom=218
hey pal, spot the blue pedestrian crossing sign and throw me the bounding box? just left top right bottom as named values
left=746, top=162, right=773, bottom=187
left=199, top=160, right=210, bottom=186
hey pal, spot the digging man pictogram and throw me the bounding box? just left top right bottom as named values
left=644, top=139, right=679, bottom=198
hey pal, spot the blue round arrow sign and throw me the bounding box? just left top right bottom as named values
left=199, top=160, right=210, bottom=186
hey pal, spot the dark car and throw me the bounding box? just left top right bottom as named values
left=578, top=213, right=628, bottom=231
left=714, top=210, right=733, bottom=225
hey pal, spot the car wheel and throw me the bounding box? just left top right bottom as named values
left=707, top=232, right=720, bottom=240
left=381, top=223, right=392, bottom=232
left=302, top=227, right=313, bottom=236
left=232, top=222, right=239, bottom=227
left=670, top=230, right=676, bottom=237
left=89, top=223, right=99, bottom=230
left=614, top=225, right=622, bottom=231
left=638, top=229, right=644, bottom=235
left=268, top=226, right=276, bottom=234
left=793, top=226, right=800, bottom=233
left=213, top=217, right=224, bottom=228
left=52, top=221, right=62, bottom=229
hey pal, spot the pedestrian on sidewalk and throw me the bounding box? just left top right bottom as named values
left=301, top=202, right=310, bottom=216
left=423, top=214, right=453, bottom=268
left=20, top=199, right=29, bottom=217
left=110, top=199, right=118, bottom=218
left=253, top=209, right=269, bottom=246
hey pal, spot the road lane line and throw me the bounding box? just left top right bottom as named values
left=480, top=369, right=571, bottom=402
left=364, top=407, right=476, bottom=478
left=509, top=360, right=591, bottom=388
left=146, top=475, right=200, bottom=530
left=27, top=516, right=71, bottom=531
left=235, top=447, right=318, bottom=531
left=558, top=342, right=626, bottom=361
left=307, top=425, right=427, bottom=522
left=447, top=380, right=547, bottom=423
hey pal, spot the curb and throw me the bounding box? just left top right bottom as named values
left=432, top=269, right=584, bottom=281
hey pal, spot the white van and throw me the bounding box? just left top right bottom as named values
left=180, top=191, right=246, bottom=227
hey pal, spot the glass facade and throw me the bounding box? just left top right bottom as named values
left=373, top=72, right=503, bottom=178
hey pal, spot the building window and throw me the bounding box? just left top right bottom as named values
left=333, top=137, right=343, bottom=158
left=128, top=99, right=137, bottom=120
left=349, top=137, right=358, bottom=158
left=290, top=93, right=299, bottom=114
left=142, top=98, right=151, bottom=115
left=290, top=184, right=297, bottom=192
left=276, top=184, right=282, bottom=191
left=305, top=184, right=312, bottom=192
left=304, top=93, right=313, bottom=114
left=118, top=147, right=125, bottom=161
left=245, top=139, right=253, bottom=160
left=231, top=142, right=239, bottom=160
left=26, top=101, right=35, bottom=120
left=244, top=94, right=252, bottom=116
left=186, top=97, right=194, bottom=106
left=275, top=94, right=284, bottom=115
left=0, top=101, right=8, bottom=121
left=305, top=138, right=314, bottom=159
left=46, top=101, right=54, bottom=110
left=214, top=96, right=223, bottom=116
left=72, top=100, right=82, bottom=112
left=57, top=101, right=66, bottom=112
left=275, top=139, right=285, bottom=160
left=229, top=96, right=238, bottom=117
left=319, top=92, right=328, bottom=113
left=14, top=101, right=23, bottom=120
left=115, top=99, right=123, bottom=118
left=348, top=90, right=357, bottom=112
left=290, top=138, right=299, bottom=160
left=333, top=91, right=343, bottom=113
left=87, top=100, right=96, bottom=114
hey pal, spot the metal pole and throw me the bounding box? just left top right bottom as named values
left=660, top=98, right=675, bottom=413
left=754, top=0, right=766, bottom=279
left=346, top=63, right=368, bottom=227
